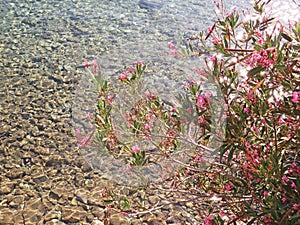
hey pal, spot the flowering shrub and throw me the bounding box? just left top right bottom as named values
left=77, top=0, right=299, bottom=224
left=180, top=0, right=300, bottom=223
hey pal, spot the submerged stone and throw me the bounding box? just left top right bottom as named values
left=138, top=0, right=164, bottom=10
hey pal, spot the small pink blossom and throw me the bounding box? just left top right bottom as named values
left=293, top=204, right=299, bottom=210
left=198, top=116, right=207, bottom=124
left=257, top=38, right=264, bottom=45
left=208, top=54, right=217, bottom=63
left=225, top=184, right=231, bottom=191
left=278, top=115, right=285, bottom=124
left=119, top=73, right=128, bottom=82
left=291, top=182, right=297, bottom=189
left=169, top=49, right=177, bottom=56
left=84, top=61, right=89, bottom=68
left=207, top=26, right=213, bottom=34
left=248, top=173, right=254, bottom=180
left=292, top=92, right=299, bottom=103
left=168, top=40, right=176, bottom=50
left=145, top=123, right=150, bottom=130
left=194, top=155, right=203, bottom=163
left=204, top=215, right=214, bottom=225
left=243, top=107, right=249, bottom=114
left=197, top=94, right=210, bottom=109
left=186, top=107, right=192, bottom=113
left=122, top=212, right=129, bottom=217
left=92, top=59, right=97, bottom=66
left=107, top=95, right=113, bottom=103
left=127, top=65, right=136, bottom=73
left=136, top=61, right=143, bottom=66
left=212, top=37, right=220, bottom=45
left=78, top=137, right=89, bottom=147
left=282, top=197, right=287, bottom=202
left=263, top=216, right=272, bottom=224
left=131, top=145, right=140, bottom=153
left=85, top=112, right=93, bottom=119
left=282, top=175, right=289, bottom=185
left=185, top=168, right=190, bottom=175
left=220, top=210, right=225, bottom=217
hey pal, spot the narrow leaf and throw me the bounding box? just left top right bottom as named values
left=247, top=65, right=263, bottom=77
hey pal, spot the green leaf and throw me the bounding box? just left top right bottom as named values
left=289, top=213, right=300, bottom=222
left=281, top=32, right=293, bottom=42
left=247, top=65, right=263, bottom=77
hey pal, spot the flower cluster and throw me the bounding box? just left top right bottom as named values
left=245, top=48, right=277, bottom=68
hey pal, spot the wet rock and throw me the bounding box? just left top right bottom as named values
left=0, top=208, right=16, bottom=225
left=61, top=206, right=87, bottom=223
left=91, top=220, right=104, bottom=225
left=109, top=214, right=129, bottom=225
left=138, top=0, right=164, bottom=10
left=44, top=219, right=66, bottom=225
left=75, top=189, right=89, bottom=204
left=148, top=218, right=167, bottom=225
left=5, top=168, right=25, bottom=179
left=44, top=210, right=62, bottom=222
left=9, top=195, right=26, bottom=208
left=32, top=173, right=49, bottom=184
left=0, top=181, right=15, bottom=194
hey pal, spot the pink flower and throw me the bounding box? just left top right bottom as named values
left=278, top=115, right=285, bottom=124
left=107, top=95, right=113, bottom=103
left=127, top=65, right=135, bottom=73
left=220, top=210, right=225, bottom=217
left=84, top=61, right=89, bottom=68
left=169, top=49, right=177, bottom=56
left=78, top=137, right=89, bottom=147
left=92, top=59, right=97, bottom=66
left=204, top=215, right=214, bottom=225
left=293, top=204, right=299, bottom=210
left=194, top=155, right=203, bottom=163
left=257, top=38, right=264, bottom=45
left=212, top=37, right=220, bottom=45
left=208, top=54, right=217, bottom=63
left=243, top=107, right=249, bottom=114
left=248, top=173, right=254, bottom=180
left=136, top=61, right=143, bottom=67
left=197, top=94, right=210, bottom=109
left=186, top=107, right=192, bottom=113
left=145, top=123, right=150, bottom=130
left=198, top=116, right=207, bottom=124
left=131, top=145, right=140, bottom=153
left=168, top=40, right=176, bottom=50
left=291, top=182, right=297, bottom=189
left=282, top=175, right=289, bottom=185
left=282, top=197, right=287, bottom=202
left=119, top=73, right=128, bottom=82
left=122, top=212, right=129, bottom=217
left=85, top=112, right=93, bottom=119
left=225, top=184, right=231, bottom=191
left=292, top=92, right=299, bottom=103
left=263, top=216, right=272, bottom=224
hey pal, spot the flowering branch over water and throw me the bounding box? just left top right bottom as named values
left=76, top=0, right=300, bottom=223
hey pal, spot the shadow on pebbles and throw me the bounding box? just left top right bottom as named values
left=0, top=75, right=203, bottom=224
